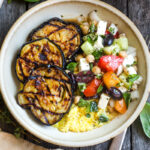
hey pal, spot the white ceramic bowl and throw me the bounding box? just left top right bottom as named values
left=0, top=0, right=150, bottom=147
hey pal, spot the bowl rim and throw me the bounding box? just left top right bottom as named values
left=0, top=0, right=150, bottom=147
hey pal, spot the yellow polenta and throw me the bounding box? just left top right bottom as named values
left=53, top=104, right=117, bottom=132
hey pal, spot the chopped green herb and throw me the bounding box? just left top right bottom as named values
left=78, top=83, right=86, bottom=92
left=83, top=33, right=98, bottom=45
left=99, top=114, right=109, bottom=123
left=92, top=49, right=103, bottom=60
left=133, top=61, right=137, bottom=65
left=89, top=101, right=98, bottom=112
left=97, top=84, right=103, bottom=94
left=7, top=0, right=12, bottom=4
left=66, top=62, right=77, bottom=72
left=89, top=63, right=93, bottom=70
left=116, top=83, right=121, bottom=87
left=24, top=0, right=40, bottom=2
left=89, top=23, right=96, bottom=33
left=96, top=74, right=102, bottom=79
left=127, top=74, right=139, bottom=83
left=109, top=27, right=115, bottom=34
left=140, top=102, right=150, bottom=138
left=86, top=113, right=91, bottom=118
left=78, top=98, right=89, bottom=107
left=123, top=92, right=131, bottom=108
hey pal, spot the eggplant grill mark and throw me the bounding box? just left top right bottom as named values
left=43, top=111, right=49, bottom=124
left=69, top=33, right=78, bottom=41
left=18, top=60, right=25, bottom=80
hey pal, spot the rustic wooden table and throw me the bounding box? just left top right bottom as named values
left=0, top=0, right=150, bottom=150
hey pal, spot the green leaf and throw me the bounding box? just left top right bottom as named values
left=127, top=74, right=139, bottom=83
left=78, top=83, right=86, bottom=92
left=123, top=92, right=131, bottom=108
left=24, top=0, right=40, bottom=2
left=140, top=103, right=150, bottom=138
left=89, top=101, right=98, bottom=112
left=89, top=23, right=96, bottom=33
left=66, top=62, right=77, bottom=72
left=99, top=114, right=109, bottom=123
left=83, top=33, right=98, bottom=45
left=89, top=63, right=93, bottom=70
left=85, top=113, right=91, bottom=118
left=108, top=27, right=115, bottom=34
left=7, top=0, right=12, bottom=4
left=78, top=98, right=89, bottom=107
left=96, top=74, right=102, bottom=79
left=92, top=49, right=103, bottom=60
left=97, top=84, right=103, bottom=94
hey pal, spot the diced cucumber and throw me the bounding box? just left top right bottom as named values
left=114, top=36, right=128, bottom=50
left=103, top=44, right=120, bottom=55
left=81, top=41, right=94, bottom=55
left=119, top=73, right=132, bottom=89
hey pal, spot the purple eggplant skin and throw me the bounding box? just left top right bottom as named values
left=28, top=17, right=83, bottom=61
left=15, top=38, right=66, bottom=83
left=75, top=71, right=95, bottom=83
left=68, top=72, right=77, bottom=92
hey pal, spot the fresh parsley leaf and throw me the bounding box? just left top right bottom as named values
left=78, top=83, right=86, bottom=92
left=109, top=27, right=115, bottom=34
left=127, top=74, right=139, bottom=83
left=99, top=114, right=109, bottom=123
left=89, top=23, right=96, bottom=33
left=140, top=102, right=150, bottom=138
left=92, top=49, right=103, bottom=60
left=97, top=84, right=103, bottom=94
left=24, top=0, right=40, bottom=2
left=66, top=62, right=77, bottom=72
left=86, top=113, right=91, bottom=118
left=78, top=98, right=89, bottom=107
left=123, top=92, right=131, bottom=108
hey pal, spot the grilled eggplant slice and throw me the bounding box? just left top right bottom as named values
left=16, top=38, right=65, bottom=82
left=29, top=17, right=82, bottom=60
left=17, top=92, right=63, bottom=125
left=19, top=66, right=73, bottom=114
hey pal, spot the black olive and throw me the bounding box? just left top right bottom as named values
left=103, top=34, right=114, bottom=46
left=83, top=94, right=100, bottom=100
left=109, top=87, right=123, bottom=100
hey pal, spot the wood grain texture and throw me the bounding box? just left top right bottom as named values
left=0, top=0, right=26, bottom=46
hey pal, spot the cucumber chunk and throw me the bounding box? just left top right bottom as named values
left=103, top=44, right=120, bottom=55
left=114, top=36, right=128, bottom=50
left=81, top=41, right=94, bottom=55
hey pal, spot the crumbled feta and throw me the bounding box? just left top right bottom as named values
left=123, top=55, right=135, bottom=67
left=79, top=58, right=90, bottom=72
left=118, top=86, right=128, bottom=93
left=108, top=23, right=118, bottom=35
left=98, top=93, right=110, bottom=109
left=134, top=76, right=143, bottom=84
left=117, top=65, right=123, bottom=76
left=94, top=36, right=104, bottom=49
left=97, top=20, right=107, bottom=35
left=131, top=90, right=139, bottom=100
left=127, top=46, right=136, bottom=57
left=125, top=66, right=137, bottom=75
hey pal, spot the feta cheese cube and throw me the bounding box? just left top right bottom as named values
left=118, top=86, right=127, bottom=93
left=131, top=90, right=139, bottom=100
left=94, top=36, right=104, bottom=49
left=97, top=20, right=107, bottom=35
left=123, top=55, right=135, bottom=67
left=125, top=66, right=137, bottom=75
left=79, top=58, right=90, bottom=72
left=108, top=23, right=118, bottom=35
left=98, top=93, right=110, bottom=109
left=117, top=65, right=123, bottom=76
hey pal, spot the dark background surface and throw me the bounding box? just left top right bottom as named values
left=0, top=0, right=150, bottom=149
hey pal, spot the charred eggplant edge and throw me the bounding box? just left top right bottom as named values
left=15, top=38, right=66, bottom=83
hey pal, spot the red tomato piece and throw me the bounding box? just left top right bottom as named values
left=84, top=79, right=101, bottom=97
left=105, top=30, right=110, bottom=35
left=98, top=55, right=124, bottom=72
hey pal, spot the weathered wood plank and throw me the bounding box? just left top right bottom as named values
left=128, top=0, right=150, bottom=150
left=0, top=0, right=26, bottom=46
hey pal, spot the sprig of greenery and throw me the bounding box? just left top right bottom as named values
left=7, top=0, right=40, bottom=4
